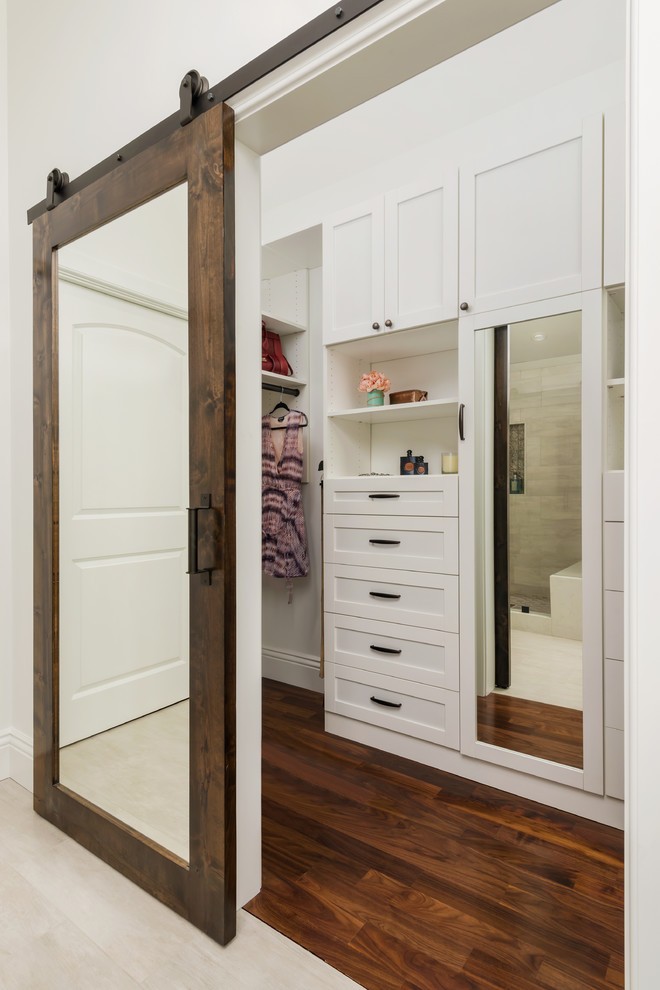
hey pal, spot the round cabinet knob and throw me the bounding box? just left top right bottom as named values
left=460, top=302, right=469, bottom=312
left=372, top=322, right=380, bottom=330
left=384, top=319, right=393, bottom=328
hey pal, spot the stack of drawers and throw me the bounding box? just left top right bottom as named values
left=603, top=471, right=624, bottom=799
left=323, top=476, right=460, bottom=750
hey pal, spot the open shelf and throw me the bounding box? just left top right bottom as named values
left=262, top=370, right=307, bottom=389
left=328, top=397, right=458, bottom=425
left=261, top=312, right=307, bottom=336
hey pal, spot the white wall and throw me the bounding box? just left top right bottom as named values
left=262, top=60, right=624, bottom=243
left=0, top=0, right=13, bottom=772
left=628, top=2, right=660, bottom=986
left=262, top=0, right=625, bottom=239
left=262, top=267, right=324, bottom=687
left=4, top=0, right=329, bottom=752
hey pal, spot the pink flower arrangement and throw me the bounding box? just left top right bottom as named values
left=359, top=370, right=391, bottom=393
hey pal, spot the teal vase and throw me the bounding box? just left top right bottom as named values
left=367, top=389, right=385, bottom=406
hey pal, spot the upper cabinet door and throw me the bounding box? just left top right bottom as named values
left=323, top=197, right=384, bottom=345
left=459, top=116, right=603, bottom=315
left=384, top=172, right=458, bottom=332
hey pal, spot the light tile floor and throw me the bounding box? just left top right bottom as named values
left=0, top=779, right=361, bottom=990
left=60, top=702, right=189, bottom=859
left=494, top=628, right=583, bottom=710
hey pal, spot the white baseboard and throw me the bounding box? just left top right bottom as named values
left=262, top=647, right=323, bottom=693
left=0, top=727, right=33, bottom=791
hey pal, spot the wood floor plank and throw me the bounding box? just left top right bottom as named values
left=247, top=680, right=624, bottom=990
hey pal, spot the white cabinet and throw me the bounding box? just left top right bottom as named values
left=323, top=173, right=458, bottom=344
left=323, top=476, right=461, bottom=753
left=459, top=117, right=603, bottom=314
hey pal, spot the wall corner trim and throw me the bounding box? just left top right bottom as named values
left=0, top=727, right=34, bottom=791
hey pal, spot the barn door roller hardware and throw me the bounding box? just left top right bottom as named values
left=46, top=168, right=69, bottom=211
left=179, top=69, right=210, bottom=125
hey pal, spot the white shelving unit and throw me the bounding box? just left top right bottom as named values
left=325, top=322, right=460, bottom=478
left=605, top=287, right=625, bottom=471
left=261, top=266, right=310, bottom=481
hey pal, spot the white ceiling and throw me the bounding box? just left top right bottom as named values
left=509, top=311, right=582, bottom=364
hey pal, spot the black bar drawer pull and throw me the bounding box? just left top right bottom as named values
left=369, top=591, right=401, bottom=600
left=370, top=696, right=402, bottom=709
left=368, top=493, right=400, bottom=499
left=370, top=644, right=402, bottom=655
left=369, top=539, right=401, bottom=545
left=459, top=402, right=465, bottom=441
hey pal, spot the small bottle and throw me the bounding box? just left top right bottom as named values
left=510, top=472, right=522, bottom=494
left=400, top=449, right=415, bottom=475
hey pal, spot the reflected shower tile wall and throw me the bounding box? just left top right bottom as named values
left=509, top=354, right=582, bottom=605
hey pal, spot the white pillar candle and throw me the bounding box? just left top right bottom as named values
left=442, top=453, right=458, bottom=474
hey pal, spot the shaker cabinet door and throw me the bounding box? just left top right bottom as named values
left=459, top=116, right=603, bottom=314
left=384, top=172, right=458, bottom=331
left=323, top=197, right=384, bottom=344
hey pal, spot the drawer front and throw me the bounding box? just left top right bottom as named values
left=325, top=476, right=458, bottom=517
left=325, top=613, right=459, bottom=691
left=603, top=471, right=624, bottom=522
left=325, top=563, right=459, bottom=632
left=325, top=662, right=459, bottom=749
left=324, top=514, right=458, bottom=574
left=604, top=590, right=624, bottom=661
left=604, top=522, right=624, bottom=592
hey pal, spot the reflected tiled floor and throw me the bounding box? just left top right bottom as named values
left=494, top=629, right=583, bottom=710
left=0, top=779, right=362, bottom=990
left=59, top=702, right=189, bottom=859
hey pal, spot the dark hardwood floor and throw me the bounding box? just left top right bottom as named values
left=245, top=679, right=623, bottom=990
left=477, top=693, right=584, bottom=769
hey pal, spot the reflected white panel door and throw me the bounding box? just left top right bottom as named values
left=459, top=116, right=603, bottom=314
left=59, top=281, right=189, bottom=746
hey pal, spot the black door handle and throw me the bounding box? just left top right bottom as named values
left=187, top=494, right=214, bottom=585
left=369, top=591, right=401, bottom=600
left=370, top=696, right=402, bottom=709
left=370, top=645, right=402, bottom=655
left=368, top=493, right=400, bottom=499
left=369, top=539, right=401, bottom=545
left=459, top=403, right=465, bottom=441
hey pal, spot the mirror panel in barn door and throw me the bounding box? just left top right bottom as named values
left=57, top=185, right=190, bottom=860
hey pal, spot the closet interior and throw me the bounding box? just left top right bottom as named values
left=259, top=0, right=626, bottom=817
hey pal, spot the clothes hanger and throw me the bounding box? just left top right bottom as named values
left=269, top=410, right=309, bottom=430
left=268, top=388, right=290, bottom=420
left=268, top=388, right=309, bottom=429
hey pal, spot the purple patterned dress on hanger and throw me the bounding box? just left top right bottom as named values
left=262, top=410, right=309, bottom=594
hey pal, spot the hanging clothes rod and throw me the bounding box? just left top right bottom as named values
left=262, top=381, right=300, bottom=398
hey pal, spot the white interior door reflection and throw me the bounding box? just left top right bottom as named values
left=57, top=185, right=190, bottom=859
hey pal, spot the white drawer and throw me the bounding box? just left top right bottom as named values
left=325, top=661, right=459, bottom=749
left=325, top=613, right=459, bottom=691
left=325, top=476, right=458, bottom=517
left=605, top=658, right=624, bottom=731
left=603, top=471, right=624, bottom=522
left=324, top=514, right=458, bottom=574
left=604, top=590, right=624, bottom=661
left=604, top=522, right=624, bottom=592
left=605, top=727, right=624, bottom=800
left=324, top=563, right=459, bottom=632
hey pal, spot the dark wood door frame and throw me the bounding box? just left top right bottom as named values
left=32, top=103, right=237, bottom=945
left=493, top=324, right=510, bottom=689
